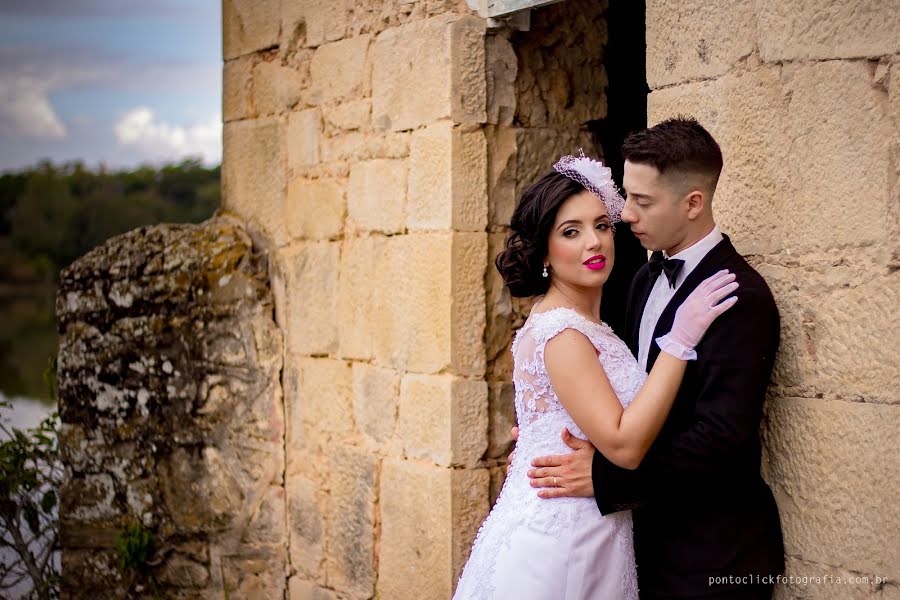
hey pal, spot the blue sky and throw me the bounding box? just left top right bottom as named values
left=0, top=0, right=222, bottom=171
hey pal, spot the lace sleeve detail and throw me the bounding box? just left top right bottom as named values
left=513, top=308, right=608, bottom=426
left=530, top=308, right=606, bottom=355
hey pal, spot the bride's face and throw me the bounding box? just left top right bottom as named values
left=544, top=189, right=615, bottom=289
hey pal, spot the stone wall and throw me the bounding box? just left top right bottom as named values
left=644, top=2, right=900, bottom=598
left=221, top=0, right=613, bottom=596
left=57, top=217, right=285, bottom=598
left=223, top=2, right=493, bottom=598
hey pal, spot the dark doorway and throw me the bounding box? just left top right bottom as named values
left=591, top=0, right=648, bottom=339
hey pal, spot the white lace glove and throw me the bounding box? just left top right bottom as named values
left=656, top=269, right=739, bottom=360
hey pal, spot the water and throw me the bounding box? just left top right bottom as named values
left=0, top=289, right=59, bottom=597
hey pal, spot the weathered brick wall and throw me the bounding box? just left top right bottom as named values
left=57, top=217, right=286, bottom=598
left=644, top=2, right=900, bottom=597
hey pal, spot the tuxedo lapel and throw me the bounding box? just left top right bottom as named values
left=645, top=235, right=738, bottom=370
left=626, top=266, right=654, bottom=356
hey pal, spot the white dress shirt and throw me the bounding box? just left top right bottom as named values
left=638, top=225, right=724, bottom=371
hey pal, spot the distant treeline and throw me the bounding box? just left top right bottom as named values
left=0, top=159, right=220, bottom=285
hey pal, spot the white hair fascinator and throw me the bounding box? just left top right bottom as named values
left=553, top=150, right=625, bottom=224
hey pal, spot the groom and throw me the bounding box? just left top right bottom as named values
left=519, top=118, right=785, bottom=599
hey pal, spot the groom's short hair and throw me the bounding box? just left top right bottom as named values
left=622, top=117, right=723, bottom=194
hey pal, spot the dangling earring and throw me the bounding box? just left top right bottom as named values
left=542, top=264, right=549, bottom=278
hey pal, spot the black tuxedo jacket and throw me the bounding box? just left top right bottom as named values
left=592, top=235, right=785, bottom=598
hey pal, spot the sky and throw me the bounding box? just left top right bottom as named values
left=0, top=0, right=222, bottom=172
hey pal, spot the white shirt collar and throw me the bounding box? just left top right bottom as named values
left=663, top=224, right=724, bottom=288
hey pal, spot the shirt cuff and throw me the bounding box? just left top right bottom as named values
left=655, top=333, right=698, bottom=361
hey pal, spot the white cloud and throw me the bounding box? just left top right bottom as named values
left=113, top=106, right=221, bottom=165
left=0, top=76, right=67, bottom=138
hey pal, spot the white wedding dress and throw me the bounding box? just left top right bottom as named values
left=454, top=307, right=645, bottom=600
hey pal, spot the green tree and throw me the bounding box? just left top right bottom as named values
left=0, top=361, right=61, bottom=598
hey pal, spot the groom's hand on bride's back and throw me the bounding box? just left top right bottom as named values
left=524, top=428, right=595, bottom=499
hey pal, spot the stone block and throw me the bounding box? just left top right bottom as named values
left=648, top=60, right=894, bottom=255
left=486, top=381, right=515, bottom=459
left=450, top=15, right=489, bottom=126
left=486, top=124, right=518, bottom=227
left=253, top=59, right=303, bottom=116
left=286, top=474, right=325, bottom=581
left=223, top=0, right=281, bottom=60
left=774, top=556, right=888, bottom=600
left=320, top=130, right=412, bottom=165
left=351, top=362, right=401, bottom=446
left=307, top=35, right=372, bottom=105
left=222, top=118, right=287, bottom=246
left=324, top=98, right=371, bottom=132
left=218, top=552, right=287, bottom=599
left=282, top=243, right=339, bottom=355
left=378, top=460, right=489, bottom=600
left=224, top=56, right=254, bottom=122
left=372, top=15, right=486, bottom=132
left=286, top=178, right=345, bottom=240
left=485, top=231, right=515, bottom=366
left=159, top=447, right=243, bottom=533
left=324, top=446, right=377, bottom=597
left=398, top=374, right=488, bottom=467
left=488, top=465, right=507, bottom=507
left=242, top=485, right=287, bottom=546
left=336, top=234, right=381, bottom=361
left=371, top=234, right=449, bottom=371
left=373, top=233, right=487, bottom=375
left=287, top=108, right=322, bottom=172
left=760, top=261, right=899, bottom=401
left=320, top=131, right=366, bottom=164
left=763, top=397, right=900, bottom=579
left=289, top=578, right=339, bottom=600
left=60, top=474, right=118, bottom=524
left=408, top=121, right=488, bottom=232
left=485, top=33, right=517, bottom=126
left=158, top=553, right=210, bottom=588
left=451, top=232, right=489, bottom=376
left=347, top=158, right=406, bottom=234
left=645, top=0, right=757, bottom=88
left=514, top=127, right=598, bottom=200
left=281, top=0, right=348, bottom=49
left=288, top=356, right=354, bottom=451
left=757, top=0, right=900, bottom=62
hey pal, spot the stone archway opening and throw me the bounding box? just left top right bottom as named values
left=482, top=0, right=650, bottom=508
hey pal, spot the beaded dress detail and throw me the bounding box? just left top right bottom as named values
left=453, top=307, right=645, bottom=600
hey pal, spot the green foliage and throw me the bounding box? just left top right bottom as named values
left=115, top=524, right=156, bottom=574
left=0, top=158, right=220, bottom=284
left=115, top=524, right=160, bottom=598
left=0, top=385, right=62, bottom=598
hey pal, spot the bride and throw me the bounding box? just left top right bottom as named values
left=452, top=154, right=738, bottom=599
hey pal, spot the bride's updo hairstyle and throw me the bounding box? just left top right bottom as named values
left=494, top=170, right=587, bottom=297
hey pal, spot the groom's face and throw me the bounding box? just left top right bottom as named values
left=621, top=160, right=688, bottom=254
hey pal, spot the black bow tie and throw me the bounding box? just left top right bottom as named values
left=647, top=251, right=684, bottom=289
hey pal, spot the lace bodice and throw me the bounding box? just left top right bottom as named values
left=511, top=306, right=645, bottom=435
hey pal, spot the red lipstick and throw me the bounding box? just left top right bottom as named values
left=583, top=254, right=606, bottom=271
